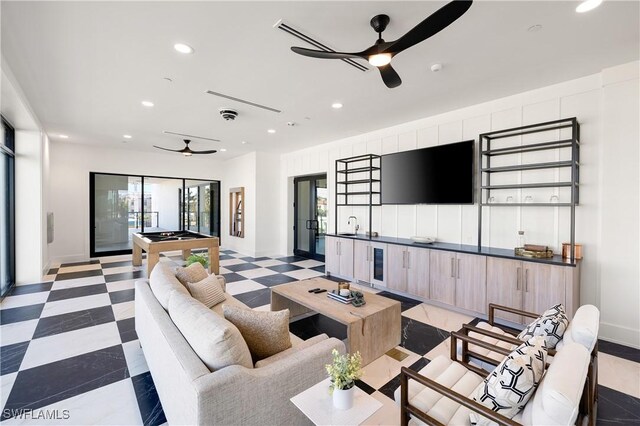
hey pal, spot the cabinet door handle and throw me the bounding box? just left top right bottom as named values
left=450, top=257, right=455, bottom=278
left=337, top=241, right=341, bottom=256
left=516, top=267, right=521, bottom=290
left=402, top=251, right=406, bottom=268
left=457, top=259, right=461, bottom=279
left=367, top=246, right=371, bottom=262
left=525, top=269, right=529, bottom=293
left=407, top=251, right=411, bottom=269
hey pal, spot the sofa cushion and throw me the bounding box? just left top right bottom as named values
left=470, top=336, right=548, bottom=426
left=168, top=291, right=253, bottom=371
left=255, top=334, right=328, bottom=368
left=175, top=262, right=208, bottom=287
left=223, top=305, right=292, bottom=361
left=186, top=274, right=226, bottom=308
left=517, top=303, right=569, bottom=348
left=149, top=262, right=190, bottom=310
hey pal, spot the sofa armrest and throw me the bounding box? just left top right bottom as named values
left=215, top=275, right=226, bottom=292
left=192, top=337, right=345, bottom=425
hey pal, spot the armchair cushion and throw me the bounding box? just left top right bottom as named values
left=470, top=336, right=548, bottom=426
left=517, top=304, right=568, bottom=348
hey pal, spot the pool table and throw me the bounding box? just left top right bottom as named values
left=132, top=231, right=220, bottom=277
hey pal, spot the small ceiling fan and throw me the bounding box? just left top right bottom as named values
left=153, top=139, right=217, bottom=156
left=291, top=0, right=472, bottom=88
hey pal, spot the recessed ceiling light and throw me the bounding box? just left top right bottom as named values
left=332, top=103, right=343, bottom=109
left=576, top=0, right=602, bottom=13
left=430, top=63, right=442, bottom=72
left=220, top=148, right=227, bottom=152
left=123, top=134, right=132, bottom=139
left=174, top=43, right=194, bottom=54
left=267, top=129, right=276, bottom=134
left=527, top=24, right=543, bottom=32
left=59, top=134, right=69, bottom=139
left=241, top=141, right=247, bottom=145
left=141, top=101, right=154, bottom=107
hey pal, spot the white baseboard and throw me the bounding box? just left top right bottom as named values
left=50, top=253, right=90, bottom=265
left=599, top=321, right=640, bottom=349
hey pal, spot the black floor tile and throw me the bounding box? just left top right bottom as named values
left=407, top=356, right=430, bottom=373
left=400, top=317, right=449, bottom=356
left=276, top=256, right=308, bottom=263
left=0, top=304, right=45, bottom=325
left=8, top=282, right=53, bottom=296
left=599, top=339, right=640, bottom=363
left=221, top=272, right=247, bottom=283
left=109, top=289, right=135, bottom=305
left=597, top=385, right=640, bottom=424
left=55, top=269, right=103, bottom=281
left=241, top=256, right=271, bottom=262
left=267, top=264, right=303, bottom=273
left=289, top=314, right=348, bottom=341
left=310, top=265, right=326, bottom=273
left=221, top=250, right=237, bottom=254
left=47, top=283, right=107, bottom=302
left=131, top=372, right=167, bottom=426
left=219, top=254, right=234, bottom=261
left=47, top=268, right=59, bottom=275
left=355, top=379, right=376, bottom=395
left=377, top=291, right=421, bottom=312
left=233, top=288, right=272, bottom=308
left=224, top=262, right=259, bottom=272
left=0, top=341, right=30, bottom=375
left=378, top=374, right=401, bottom=400
left=104, top=270, right=144, bottom=283
left=253, top=274, right=298, bottom=287
left=2, top=345, right=128, bottom=419
left=101, top=260, right=134, bottom=269
left=117, top=318, right=138, bottom=343
left=59, top=260, right=101, bottom=267
left=33, top=306, right=115, bottom=339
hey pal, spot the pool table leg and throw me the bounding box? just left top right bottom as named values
left=132, top=244, right=142, bottom=266
left=147, top=252, right=160, bottom=277
left=182, top=249, right=191, bottom=260
left=208, top=246, right=219, bottom=275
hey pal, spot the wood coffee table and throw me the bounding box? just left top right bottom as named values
left=271, top=277, right=401, bottom=365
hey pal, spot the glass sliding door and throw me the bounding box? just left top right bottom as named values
left=143, top=177, right=182, bottom=232
left=184, top=180, right=220, bottom=237
left=293, top=174, right=327, bottom=261
left=0, top=116, right=15, bottom=297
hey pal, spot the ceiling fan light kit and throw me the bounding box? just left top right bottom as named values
left=290, top=0, right=473, bottom=88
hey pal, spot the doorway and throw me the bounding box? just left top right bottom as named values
left=294, top=174, right=327, bottom=261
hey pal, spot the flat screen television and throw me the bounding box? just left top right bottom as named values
left=381, top=140, right=474, bottom=205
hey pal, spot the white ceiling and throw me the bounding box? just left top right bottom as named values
left=1, top=1, right=638, bottom=158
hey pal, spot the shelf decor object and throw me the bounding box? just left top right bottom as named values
left=335, top=154, right=381, bottom=237
left=478, top=117, right=580, bottom=260
left=229, top=187, right=244, bottom=238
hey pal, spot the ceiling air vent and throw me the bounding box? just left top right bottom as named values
left=205, top=91, right=281, bottom=114
left=273, top=19, right=369, bottom=73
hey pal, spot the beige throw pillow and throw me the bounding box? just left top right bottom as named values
left=175, top=262, right=208, bottom=287
left=223, top=305, right=292, bottom=361
left=187, top=274, right=226, bottom=308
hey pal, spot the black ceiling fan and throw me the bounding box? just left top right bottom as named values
left=291, top=0, right=473, bottom=88
left=153, top=139, right=217, bottom=156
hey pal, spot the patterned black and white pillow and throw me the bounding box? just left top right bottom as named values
left=470, top=336, right=548, bottom=426
left=517, top=303, right=569, bottom=348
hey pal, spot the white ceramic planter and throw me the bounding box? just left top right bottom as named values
left=332, top=386, right=355, bottom=410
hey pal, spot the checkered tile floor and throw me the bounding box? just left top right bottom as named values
left=1, top=249, right=639, bottom=425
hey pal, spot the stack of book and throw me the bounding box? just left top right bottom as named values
left=327, top=290, right=355, bottom=304
left=515, top=244, right=554, bottom=258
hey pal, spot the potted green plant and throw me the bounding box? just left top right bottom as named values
left=325, top=349, right=362, bottom=410
left=186, top=253, right=209, bottom=268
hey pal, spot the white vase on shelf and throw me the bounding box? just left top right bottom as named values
left=332, top=386, right=355, bottom=410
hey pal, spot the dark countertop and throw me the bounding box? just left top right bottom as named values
left=326, top=233, right=579, bottom=267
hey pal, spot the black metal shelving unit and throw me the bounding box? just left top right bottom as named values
left=335, top=154, right=381, bottom=236
left=478, top=117, right=580, bottom=260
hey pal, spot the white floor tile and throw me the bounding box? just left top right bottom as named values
left=106, top=279, right=136, bottom=293
left=50, top=276, right=105, bottom=290
left=112, top=301, right=135, bottom=321
left=402, top=303, right=474, bottom=333
left=1, top=372, right=17, bottom=411
left=0, top=292, right=49, bottom=310
left=226, top=280, right=267, bottom=296
left=360, top=348, right=420, bottom=389
left=253, top=259, right=286, bottom=268
left=98, top=254, right=133, bottom=263
left=291, top=259, right=324, bottom=269
left=123, top=340, right=149, bottom=377
left=0, top=320, right=39, bottom=346
left=103, top=265, right=143, bottom=275
left=230, top=253, right=247, bottom=258
left=282, top=268, right=325, bottom=281
left=42, top=274, right=57, bottom=282
left=220, top=258, right=246, bottom=267
left=41, top=293, right=112, bottom=318
left=424, top=338, right=451, bottom=361
left=219, top=267, right=232, bottom=274
left=237, top=268, right=278, bottom=280
left=57, top=263, right=102, bottom=274
left=20, top=322, right=121, bottom=370
left=599, top=352, right=640, bottom=398
left=3, top=379, right=143, bottom=425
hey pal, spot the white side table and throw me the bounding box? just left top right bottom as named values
left=291, top=378, right=383, bottom=426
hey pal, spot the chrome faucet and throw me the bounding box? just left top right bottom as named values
left=347, top=216, right=359, bottom=234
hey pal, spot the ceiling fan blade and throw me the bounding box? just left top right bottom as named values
left=383, top=0, right=472, bottom=55
left=378, top=64, right=402, bottom=88
left=191, top=150, right=218, bottom=154
left=153, top=145, right=183, bottom=153
left=291, top=46, right=364, bottom=60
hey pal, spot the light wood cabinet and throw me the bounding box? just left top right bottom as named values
left=325, top=236, right=353, bottom=279
left=487, top=257, right=575, bottom=324
left=406, top=247, right=430, bottom=299
left=353, top=240, right=371, bottom=283
left=387, top=245, right=409, bottom=292
left=455, top=253, right=487, bottom=314
left=429, top=251, right=457, bottom=306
